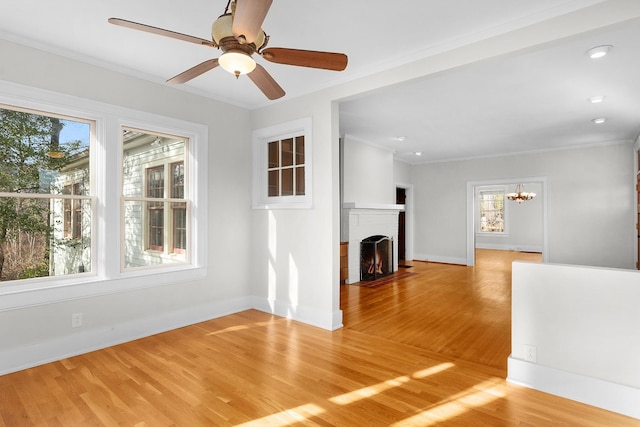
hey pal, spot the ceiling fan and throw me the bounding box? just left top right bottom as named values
left=108, top=0, right=348, bottom=100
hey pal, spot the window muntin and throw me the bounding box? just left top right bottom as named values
left=0, top=105, right=92, bottom=282
left=479, top=189, right=505, bottom=233
left=122, top=128, right=188, bottom=269
left=253, top=117, right=312, bottom=209
left=267, top=136, right=305, bottom=197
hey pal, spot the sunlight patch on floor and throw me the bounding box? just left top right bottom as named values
left=234, top=403, right=325, bottom=427
left=329, top=363, right=454, bottom=405
left=391, top=378, right=507, bottom=426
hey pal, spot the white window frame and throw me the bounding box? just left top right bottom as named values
left=476, top=185, right=509, bottom=236
left=252, top=117, right=312, bottom=209
left=0, top=81, right=208, bottom=311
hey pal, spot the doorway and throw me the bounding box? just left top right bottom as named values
left=396, top=187, right=406, bottom=261
left=466, top=177, right=549, bottom=266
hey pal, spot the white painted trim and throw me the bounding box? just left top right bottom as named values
left=252, top=117, right=313, bottom=209
left=466, top=177, right=548, bottom=266
left=0, top=297, right=253, bottom=376
left=343, top=202, right=405, bottom=211
left=251, top=296, right=343, bottom=331
left=413, top=253, right=467, bottom=266
left=475, top=243, right=542, bottom=253
left=395, top=182, right=414, bottom=260
left=507, top=356, right=640, bottom=420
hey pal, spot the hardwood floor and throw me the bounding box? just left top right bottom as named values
left=0, top=250, right=637, bottom=426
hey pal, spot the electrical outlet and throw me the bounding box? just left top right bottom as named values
left=71, top=312, right=83, bottom=328
left=524, top=344, right=537, bottom=363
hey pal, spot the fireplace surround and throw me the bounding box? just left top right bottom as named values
left=343, top=202, right=403, bottom=284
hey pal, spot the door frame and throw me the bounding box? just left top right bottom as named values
left=396, top=182, right=414, bottom=261
left=466, top=176, right=549, bottom=266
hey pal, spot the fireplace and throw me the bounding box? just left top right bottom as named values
left=360, top=235, right=394, bottom=281
left=343, top=203, right=403, bottom=284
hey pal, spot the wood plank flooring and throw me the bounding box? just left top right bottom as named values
left=0, top=249, right=637, bottom=426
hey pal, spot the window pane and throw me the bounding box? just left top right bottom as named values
left=479, top=191, right=504, bottom=233
left=0, top=109, right=90, bottom=195
left=123, top=201, right=186, bottom=267
left=268, top=170, right=279, bottom=197
left=171, top=162, right=184, bottom=199
left=281, top=138, right=294, bottom=167
left=0, top=106, right=92, bottom=282
left=268, top=141, right=279, bottom=168
left=281, top=168, right=294, bottom=196
left=121, top=128, right=187, bottom=269
left=52, top=197, right=92, bottom=275
left=172, top=202, right=187, bottom=254
left=295, top=166, right=305, bottom=196
left=295, top=136, right=304, bottom=166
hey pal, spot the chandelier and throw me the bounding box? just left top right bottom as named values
left=506, top=184, right=536, bottom=203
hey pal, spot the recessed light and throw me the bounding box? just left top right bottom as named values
left=415, top=151, right=423, bottom=156
left=588, top=95, right=606, bottom=103
left=586, top=45, right=612, bottom=59
left=394, top=136, right=407, bottom=142
left=591, top=117, right=607, bottom=124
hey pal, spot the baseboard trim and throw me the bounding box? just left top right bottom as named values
left=475, top=243, right=542, bottom=252
left=507, top=356, right=640, bottom=419
left=0, top=296, right=344, bottom=376
left=251, top=296, right=343, bottom=331
left=413, top=253, right=467, bottom=265
left=0, top=297, right=253, bottom=376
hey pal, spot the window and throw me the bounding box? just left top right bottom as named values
left=268, top=136, right=305, bottom=197
left=0, top=81, right=207, bottom=306
left=122, top=128, right=188, bottom=269
left=478, top=187, right=506, bottom=233
left=0, top=105, right=92, bottom=281
left=253, top=117, right=312, bottom=209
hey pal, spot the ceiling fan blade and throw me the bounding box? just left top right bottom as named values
left=248, top=64, right=285, bottom=100
left=166, top=59, right=219, bottom=84
left=232, top=0, right=272, bottom=44
left=261, top=48, right=348, bottom=71
left=108, top=18, right=216, bottom=47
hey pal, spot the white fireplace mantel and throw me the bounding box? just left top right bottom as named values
left=343, top=202, right=403, bottom=284
left=343, top=202, right=405, bottom=211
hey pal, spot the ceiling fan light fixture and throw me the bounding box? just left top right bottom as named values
left=219, top=50, right=256, bottom=78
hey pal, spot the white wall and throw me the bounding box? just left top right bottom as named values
left=0, top=38, right=254, bottom=373
left=249, top=94, right=342, bottom=330
left=342, top=136, right=396, bottom=205
left=508, top=261, right=640, bottom=419
left=411, top=144, right=635, bottom=269
left=475, top=182, right=543, bottom=252
left=394, top=160, right=412, bottom=186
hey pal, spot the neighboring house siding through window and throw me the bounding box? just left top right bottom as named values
left=122, top=129, right=188, bottom=269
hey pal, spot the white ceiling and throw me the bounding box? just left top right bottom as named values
left=1, top=0, right=639, bottom=164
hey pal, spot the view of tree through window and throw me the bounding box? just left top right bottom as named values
left=0, top=106, right=91, bottom=282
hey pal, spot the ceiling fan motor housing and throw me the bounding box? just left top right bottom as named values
left=212, top=14, right=265, bottom=51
